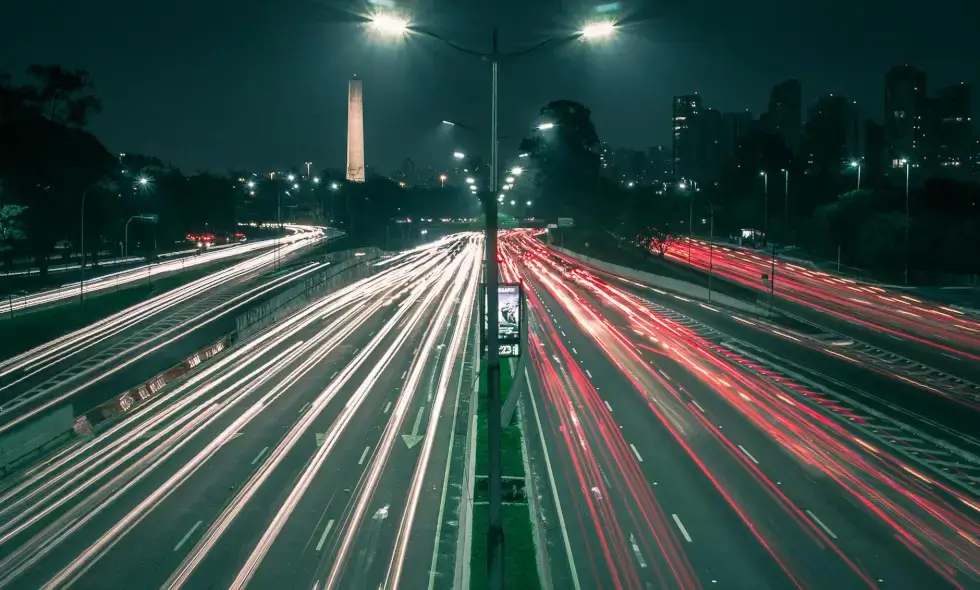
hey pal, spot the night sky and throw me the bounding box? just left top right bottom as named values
left=2, top=0, right=976, bottom=174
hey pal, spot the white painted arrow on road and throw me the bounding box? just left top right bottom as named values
left=401, top=405, right=426, bottom=449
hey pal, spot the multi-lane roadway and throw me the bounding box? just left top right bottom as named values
left=3, top=225, right=979, bottom=589
left=505, top=232, right=980, bottom=589
left=0, top=234, right=481, bottom=589
left=1, top=224, right=336, bottom=315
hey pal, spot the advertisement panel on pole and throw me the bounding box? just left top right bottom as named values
left=480, top=282, right=524, bottom=358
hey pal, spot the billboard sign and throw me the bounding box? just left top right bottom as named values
left=557, top=217, right=574, bottom=228
left=481, top=283, right=524, bottom=358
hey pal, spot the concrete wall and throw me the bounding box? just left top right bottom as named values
left=549, top=245, right=766, bottom=315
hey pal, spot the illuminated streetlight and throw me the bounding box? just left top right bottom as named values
left=247, top=181, right=256, bottom=189
left=518, top=153, right=529, bottom=158
left=287, top=174, right=295, bottom=182
left=293, top=183, right=299, bottom=190
left=580, top=21, right=617, bottom=40
left=313, top=177, right=321, bottom=184
left=330, top=182, right=340, bottom=190
left=537, top=122, right=555, bottom=130
left=138, top=177, right=149, bottom=186
left=465, top=177, right=475, bottom=184
left=453, top=152, right=466, bottom=160
left=526, top=200, right=532, bottom=206
left=442, top=120, right=456, bottom=126
left=510, top=200, right=516, bottom=205
left=369, top=13, right=409, bottom=35
left=511, top=167, right=523, bottom=175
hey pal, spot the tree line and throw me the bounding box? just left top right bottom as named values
left=0, top=65, right=482, bottom=276
left=517, top=99, right=980, bottom=283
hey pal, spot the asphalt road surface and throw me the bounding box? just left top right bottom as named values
left=506, top=232, right=980, bottom=589
left=0, top=233, right=482, bottom=590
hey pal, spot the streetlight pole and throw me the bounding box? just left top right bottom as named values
left=782, top=168, right=789, bottom=229
left=760, top=171, right=769, bottom=241
left=366, top=16, right=617, bottom=590
left=903, top=159, right=911, bottom=285
left=484, top=26, right=505, bottom=590
left=707, top=200, right=715, bottom=302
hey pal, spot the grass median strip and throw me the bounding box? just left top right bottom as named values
left=470, top=359, right=541, bottom=590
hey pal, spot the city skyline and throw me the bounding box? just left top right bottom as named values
left=2, top=0, right=977, bottom=173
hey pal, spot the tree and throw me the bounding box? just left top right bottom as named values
left=23, top=65, right=102, bottom=127
left=615, top=185, right=686, bottom=257
left=519, top=100, right=602, bottom=222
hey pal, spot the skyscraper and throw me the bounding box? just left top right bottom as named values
left=801, top=94, right=860, bottom=174
left=672, top=94, right=701, bottom=179
left=933, top=83, right=972, bottom=179
left=766, top=80, right=802, bottom=154
left=346, top=76, right=365, bottom=182
left=884, top=65, right=927, bottom=168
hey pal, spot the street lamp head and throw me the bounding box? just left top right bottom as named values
left=899, top=158, right=909, bottom=165
left=537, top=122, right=555, bottom=130
left=679, top=182, right=687, bottom=190
left=138, top=177, right=149, bottom=185
left=330, top=182, right=340, bottom=190
left=313, top=177, right=320, bottom=184
left=850, top=161, right=860, bottom=168
left=441, top=120, right=456, bottom=126
left=247, top=181, right=256, bottom=188
left=439, top=174, right=447, bottom=182
left=369, top=12, right=410, bottom=36
left=526, top=200, right=532, bottom=206
left=511, top=167, right=523, bottom=175
left=465, top=177, right=475, bottom=184
left=287, top=174, right=295, bottom=181
left=505, top=176, right=515, bottom=183
left=510, top=200, right=516, bottom=206
left=580, top=21, right=617, bottom=40
left=453, top=152, right=466, bottom=160
left=293, top=183, right=299, bottom=190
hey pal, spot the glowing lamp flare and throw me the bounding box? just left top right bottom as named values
left=370, top=13, right=409, bottom=35
left=581, top=21, right=616, bottom=39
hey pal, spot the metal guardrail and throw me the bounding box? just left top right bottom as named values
left=0, top=247, right=385, bottom=479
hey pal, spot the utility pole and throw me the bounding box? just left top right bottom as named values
left=485, top=25, right=504, bottom=590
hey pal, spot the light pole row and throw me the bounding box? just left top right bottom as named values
left=367, top=11, right=617, bottom=590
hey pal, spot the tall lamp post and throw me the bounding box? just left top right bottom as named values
left=781, top=168, right=789, bottom=229
left=850, top=160, right=862, bottom=191
left=900, top=158, right=911, bottom=284
left=759, top=170, right=769, bottom=242
left=368, top=13, right=616, bottom=590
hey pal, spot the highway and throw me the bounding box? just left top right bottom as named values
left=0, top=226, right=344, bottom=448
left=0, top=233, right=481, bottom=589
left=0, top=224, right=337, bottom=315
left=662, top=238, right=980, bottom=369
left=505, top=232, right=980, bottom=589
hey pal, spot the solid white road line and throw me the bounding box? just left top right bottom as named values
left=806, top=510, right=838, bottom=539
left=528, top=373, right=582, bottom=590
left=250, top=446, right=269, bottom=466
left=174, top=520, right=203, bottom=552
left=315, top=519, right=335, bottom=551
left=672, top=514, right=693, bottom=542
left=738, top=444, right=760, bottom=465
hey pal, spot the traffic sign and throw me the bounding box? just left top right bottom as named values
left=557, top=217, right=574, bottom=228
left=547, top=223, right=558, bottom=229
